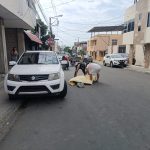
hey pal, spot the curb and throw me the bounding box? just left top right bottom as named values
left=125, top=67, right=150, bottom=75
left=0, top=81, right=4, bottom=89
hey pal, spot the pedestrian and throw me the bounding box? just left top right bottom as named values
left=10, top=47, right=18, bottom=61
left=132, top=57, right=136, bottom=65
left=74, top=60, right=87, bottom=77
left=86, top=62, right=101, bottom=81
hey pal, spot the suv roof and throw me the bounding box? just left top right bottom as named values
left=26, top=50, right=55, bottom=53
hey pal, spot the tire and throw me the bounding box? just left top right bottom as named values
left=103, top=61, right=106, bottom=66
left=8, top=94, right=16, bottom=101
left=58, top=81, right=67, bottom=98
left=110, top=62, right=114, bottom=68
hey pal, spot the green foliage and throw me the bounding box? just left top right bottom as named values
left=31, top=19, right=56, bottom=50
left=41, top=34, right=50, bottom=50
left=37, top=19, right=48, bottom=36
left=64, top=47, right=72, bottom=54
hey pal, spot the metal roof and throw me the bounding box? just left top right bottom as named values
left=24, top=31, right=43, bottom=44
left=88, top=25, right=124, bottom=33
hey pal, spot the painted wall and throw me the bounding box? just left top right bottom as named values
left=145, top=28, right=150, bottom=43
left=126, top=45, right=130, bottom=54
left=123, top=32, right=134, bottom=45
left=108, top=45, right=119, bottom=54
left=135, top=45, right=144, bottom=66
left=0, top=0, right=36, bottom=28
left=87, top=34, right=123, bottom=52
left=124, top=5, right=136, bottom=22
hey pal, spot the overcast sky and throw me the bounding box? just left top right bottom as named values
left=39, top=0, right=133, bottom=46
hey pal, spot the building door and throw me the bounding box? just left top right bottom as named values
left=5, top=29, right=17, bottom=61
left=118, top=46, right=126, bottom=53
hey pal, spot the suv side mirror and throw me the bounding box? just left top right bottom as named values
left=9, top=61, right=17, bottom=66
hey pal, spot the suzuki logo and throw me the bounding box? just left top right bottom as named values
left=31, top=76, right=36, bottom=81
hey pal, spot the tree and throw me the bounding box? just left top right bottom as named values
left=64, top=46, right=72, bottom=55
left=32, top=19, right=48, bottom=36
left=32, top=19, right=55, bottom=50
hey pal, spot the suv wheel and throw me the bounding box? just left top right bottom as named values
left=103, top=61, right=106, bottom=66
left=110, top=62, right=114, bottom=68
left=58, top=81, right=67, bottom=98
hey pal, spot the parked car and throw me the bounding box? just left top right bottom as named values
left=103, top=54, right=128, bottom=68
left=117, top=53, right=129, bottom=66
left=4, top=51, right=67, bottom=100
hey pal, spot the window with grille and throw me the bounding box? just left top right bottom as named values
left=112, top=39, right=117, bottom=45
left=147, top=12, right=150, bottom=27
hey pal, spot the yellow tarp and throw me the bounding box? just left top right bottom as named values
left=69, top=75, right=96, bottom=86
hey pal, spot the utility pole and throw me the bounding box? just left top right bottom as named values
left=49, top=15, right=63, bottom=51
left=134, top=0, right=137, bottom=4
left=49, top=17, right=53, bottom=51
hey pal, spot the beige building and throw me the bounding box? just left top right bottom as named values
left=123, top=0, right=150, bottom=68
left=0, top=0, right=47, bottom=74
left=87, top=26, right=124, bottom=60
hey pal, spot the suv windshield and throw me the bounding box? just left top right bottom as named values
left=111, top=55, right=123, bottom=58
left=18, top=52, right=59, bottom=65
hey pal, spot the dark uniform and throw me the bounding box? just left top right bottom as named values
left=74, top=59, right=89, bottom=77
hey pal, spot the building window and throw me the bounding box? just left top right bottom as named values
left=112, top=39, right=117, bottom=45
left=128, top=20, right=134, bottom=32
left=139, top=13, right=142, bottom=21
left=147, top=12, right=150, bottom=27
left=123, top=23, right=127, bottom=33
left=118, top=46, right=126, bottom=53
left=138, top=13, right=142, bottom=32
left=138, top=26, right=141, bottom=31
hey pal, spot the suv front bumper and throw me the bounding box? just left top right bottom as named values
left=4, top=79, right=64, bottom=95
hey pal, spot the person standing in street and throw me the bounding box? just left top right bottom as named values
left=86, top=62, right=101, bottom=81
left=10, top=47, right=18, bottom=62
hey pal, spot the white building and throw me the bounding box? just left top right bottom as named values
left=123, top=0, right=150, bottom=68
left=0, top=0, right=46, bottom=74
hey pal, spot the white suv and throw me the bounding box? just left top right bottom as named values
left=103, top=54, right=128, bottom=68
left=4, top=51, right=67, bottom=100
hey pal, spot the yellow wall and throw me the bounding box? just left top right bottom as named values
left=87, top=34, right=123, bottom=60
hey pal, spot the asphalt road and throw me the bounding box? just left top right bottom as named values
left=0, top=66, right=150, bottom=150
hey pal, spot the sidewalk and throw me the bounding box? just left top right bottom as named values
left=0, top=74, right=21, bottom=141
left=0, top=74, right=4, bottom=89
left=125, top=65, right=150, bottom=75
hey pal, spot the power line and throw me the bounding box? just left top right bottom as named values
left=50, top=0, right=57, bottom=16
left=35, top=0, right=49, bottom=24
left=61, top=15, right=123, bottom=26
left=44, top=0, right=76, bottom=9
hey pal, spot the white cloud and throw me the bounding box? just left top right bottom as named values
left=39, top=0, right=133, bottom=46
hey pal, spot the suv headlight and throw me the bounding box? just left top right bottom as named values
left=8, top=74, right=20, bottom=81
left=48, top=73, right=60, bottom=81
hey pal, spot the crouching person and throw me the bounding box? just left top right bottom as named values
left=74, top=62, right=86, bottom=77
left=86, top=63, right=101, bottom=81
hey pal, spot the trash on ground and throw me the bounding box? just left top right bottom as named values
left=69, top=75, right=96, bottom=86
left=77, top=82, right=85, bottom=88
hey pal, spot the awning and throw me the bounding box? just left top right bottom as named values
left=24, top=31, right=43, bottom=44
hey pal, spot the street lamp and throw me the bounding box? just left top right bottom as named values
left=49, top=14, right=63, bottom=37
left=49, top=15, right=63, bottom=51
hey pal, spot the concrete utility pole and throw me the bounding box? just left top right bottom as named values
left=49, top=15, right=63, bottom=51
